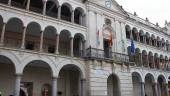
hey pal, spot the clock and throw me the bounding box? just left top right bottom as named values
left=105, top=0, right=111, bottom=8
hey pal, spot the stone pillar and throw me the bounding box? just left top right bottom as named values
left=66, top=71, right=70, bottom=96
left=58, top=6, right=61, bottom=19
left=71, top=10, right=74, bottom=23
left=70, top=37, right=73, bottom=56
left=8, top=0, right=11, bottom=5
left=21, top=27, right=27, bottom=49
left=14, top=74, right=22, bottom=96
left=140, top=53, right=143, bottom=67
left=52, top=77, right=57, bottom=96
left=165, top=83, right=169, bottom=96
left=81, top=79, right=86, bottom=96
left=0, top=23, right=6, bottom=46
left=43, top=1, right=47, bottom=15
left=26, top=0, right=30, bottom=10
left=153, top=82, right=159, bottom=96
left=146, top=55, right=149, bottom=67
left=55, top=34, right=59, bottom=54
left=39, top=31, right=44, bottom=52
left=141, top=82, right=145, bottom=96
left=152, top=56, right=155, bottom=68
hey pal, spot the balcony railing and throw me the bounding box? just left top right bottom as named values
left=84, top=47, right=130, bottom=64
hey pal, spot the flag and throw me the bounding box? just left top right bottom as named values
left=96, top=29, right=100, bottom=47
left=130, top=38, right=135, bottom=55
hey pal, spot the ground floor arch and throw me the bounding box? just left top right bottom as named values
left=132, top=72, right=143, bottom=96
left=145, top=73, right=155, bottom=96
left=0, top=55, right=16, bottom=96
left=107, top=74, right=121, bottom=96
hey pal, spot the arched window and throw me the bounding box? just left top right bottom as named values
left=139, top=30, right=144, bottom=43
left=11, top=0, right=27, bottom=9
left=30, top=0, right=43, bottom=14
left=151, top=34, right=155, bottom=46
left=125, top=25, right=131, bottom=39
left=74, top=7, right=85, bottom=25
left=46, top=1, right=58, bottom=18
left=132, top=28, right=138, bottom=41
left=61, top=3, right=72, bottom=22
left=145, top=32, right=150, bottom=45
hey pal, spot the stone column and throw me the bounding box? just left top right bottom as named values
left=146, top=55, right=149, bottom=67
left=55, top=34, right=59, bottom=54
left=52, top=77, right=57, bottom=96
left=26, top=0, right=30, bottom=10
left=141, top=82, right=145, bottom=96
left=165, top=83, right=169, bottom=96
left=81, top=79, right=86, bottom=96
left=21, top=26, right=27, bottom=49
left=66, top=71, right=70, bottom=96
left=71, top=10, right=74, bottom=23
left=70, top=37, right=73, bottom=56
left=0, top=23, right=6, bottom=46
left=58, top=6, right=61, bottom=19
left=140, top=53, right=143, bottom=67
left=14, top=74, right=22, bottom=96
left=39, top=31, right=44, bottom=52
left=8, top=0, right=11, bottom=5
left=43, top=1, right=47, bottom=15
left=153, top=82, right=159, bottom=96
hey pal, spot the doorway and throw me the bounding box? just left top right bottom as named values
left=104, top=39, right=110, bottom=58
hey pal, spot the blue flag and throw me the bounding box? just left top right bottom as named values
left=131, top=38, right=135, bottom=55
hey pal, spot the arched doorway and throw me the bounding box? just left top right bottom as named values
left=29, top=0, right=43, bottom=14
left=22, top=60, right=52, bottom=96
left=157, top=75, right=166, bottom=96
left=58, top=64, right=84, bottom=96
left=144, top=74, right=154, bottom=96
left=125, top=25, right=131, bottom=39
left=0, top=55, right=16, bottom=96
left=132, top=72, right=142, bottom=96
left=107, top=74, right=120, bottom=96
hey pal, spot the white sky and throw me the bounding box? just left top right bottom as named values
left=116, top=0, right=170, bottom=27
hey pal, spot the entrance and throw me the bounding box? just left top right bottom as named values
left=104, top=39, right=110, bottom=58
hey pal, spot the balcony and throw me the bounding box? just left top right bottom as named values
left=84, top=47, right=130, bottom=64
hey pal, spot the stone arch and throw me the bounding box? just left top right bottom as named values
left=59, top=29, right=72, bottom=55
left=145, top=32, right=150, bottom=45
left=20, top=55, right=57, bottom=77
left=74, top=7, right=85, bottom=25
left=46, top=0, right=59, bottom=18
left=132, top=72, right=143, bottom=96
left=142, top=50, right=148, bottom=67
left=135, top=48, right=141, bottom=66
left=5, top=17, right=24, bottom=48
left=43, top=25, right=57, bottom=53
left=61, top=2, right=73, bottom=22
left=132, top=27, right=138, bottom=41
left=151, top=34, right=156, bottom=46
left=139, top=30, right=144, bottom=43
left=0, top=51, right=20, bottom=74
left=144, top=73, right=155, bottom=83
left=148, top=51, right=154, bottom=68
left=125, top=25, right=131, bottom=39
left=107, top=73, right=121, bottom=96
left=56, top=59, right=86, bottom=79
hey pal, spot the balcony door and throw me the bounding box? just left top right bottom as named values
left=104, top=39, right=110, bottom=58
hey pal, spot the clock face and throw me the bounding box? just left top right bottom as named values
left=105, top=0, right=111, bottom=8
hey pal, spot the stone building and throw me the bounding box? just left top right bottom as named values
left=0, top=0, right=170, bottom=96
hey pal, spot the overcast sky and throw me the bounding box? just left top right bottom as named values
left=116, top=0, right=170, bottom=27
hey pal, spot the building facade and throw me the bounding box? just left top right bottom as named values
left=0, top=0, right=170, bottom=96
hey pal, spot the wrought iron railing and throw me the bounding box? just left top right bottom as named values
left=84, top=47, right=130, bottom=63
